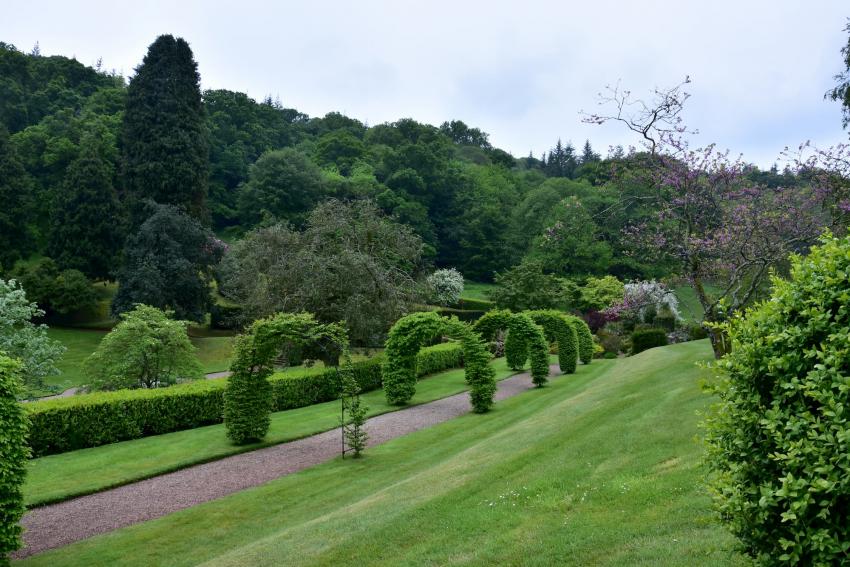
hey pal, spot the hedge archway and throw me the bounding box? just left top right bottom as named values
left=225, top=312, right=349, bottom=444
left=383, top=312, right=496, bottom=412
left=525, top=310, right=579, bottom=374
left=473, top=310, right=552, bottom=386
left=568, top=316, right=594, bottom=364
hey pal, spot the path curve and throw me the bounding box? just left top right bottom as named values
left=16, top=364, right=562, bottom=558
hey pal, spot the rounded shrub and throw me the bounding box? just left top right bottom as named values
left=629, top=328, right=668, bottom=355
left=704, top=232, right=850, bottom=564
left=0, top=355, right=28, bottom=564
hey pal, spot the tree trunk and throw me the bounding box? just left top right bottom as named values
left=708, top=326, right=730, bottom=359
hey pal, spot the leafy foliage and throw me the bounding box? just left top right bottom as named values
left=220, top=200, right=424, bottom=345
left=236, top=148, right=328, bottom=226
left=47, top=138, right=123, bottom=280
left=11, top=257, right=97, bottom=316
left=84, top=304, right=203, bottom=390
left=705, top=232, right=850, bottom=565
left=489, top=260, right=565, bottom=312
left=426, top=268, right=464, bottom=307
left=0, top=278, right=64, bottom=391
left=26, top=343, right=460, bottom=456
left=112, top=203, right=224, bottom=322
left=225, top=312, right=349, bottom=444
left=122, top=35, right=208, bottom=222
left=578, top=276, right=624, bottom=311
left=383, top=311, right=495, bottom=412
left=630, top=328, right=668, bottom=355
left=0, top=355, right=28, bottom=565
left=0, top=126, right=34, bottom=270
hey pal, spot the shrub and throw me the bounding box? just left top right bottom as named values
left=341, top=371, right=368, bottom=457
left=704, top=233, right=850, bottom=565
left=687, top=322, right=709, bottom=340
left=596, top=327, right=623, bottom=355
left=0, top=356, right=28, bottom=565
left=26, top=343, right=462, bottom=457
left=426, top=268, right=464, bottom=306
left=84, top=304, right=203, bottom=391
left=630, top=328, right=668, bottom=354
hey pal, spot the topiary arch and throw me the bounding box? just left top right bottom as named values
left=224, top=312, right=349, bottom=444
left=383, top=312, right=496, bottom=411
left=525, top=310, right=580, bottom=374
left=473, top=309, right=552, bottom=386
left=568, top=316, right=594, bottom=364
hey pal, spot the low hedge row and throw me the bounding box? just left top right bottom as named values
left=453, top=298, right=495, bottom=312
left=26, top=343, right=463, bottom=457
left=436, top=307, right=487, bottom=322
left=630, top=328, right=668, bottom=355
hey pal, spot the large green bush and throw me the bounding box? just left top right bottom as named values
left=84, top=304, right=203, bottom=391
left=630, top=328, right=668, bottom=355
left=0, top=356, right=28, bottom=566
left=704, top=233, right=850, bottom=565
left=507, top=313, right=550, bottom=387
left=26, top=343, right=461, bottom=457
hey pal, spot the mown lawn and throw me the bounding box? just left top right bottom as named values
left=461, top=280, right=496, bottom=301
left=19, top=341, right=747, bottom=566
left=24, top=357, right=533, bottom=507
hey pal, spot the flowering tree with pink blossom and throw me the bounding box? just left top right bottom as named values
left=587, top=80, right=833, bottom=357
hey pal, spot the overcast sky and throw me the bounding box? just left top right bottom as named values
left=3, top=0, right=849, bottom=166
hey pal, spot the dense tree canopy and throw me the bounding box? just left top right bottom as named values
left=220, top=200, right=424, bottom=345
left=113, top=203, right=224, bottom=322
left=122, top=35, right=208, bottom=223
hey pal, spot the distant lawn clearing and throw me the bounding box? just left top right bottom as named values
left=25, top=357, right=534, bottom=507
left=19, top=341, right=746, bottom=566
left=461, top=280, right=495, bottom=301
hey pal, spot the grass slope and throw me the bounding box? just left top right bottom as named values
left=19, top=341, right=746, bottom=566
left=25, top=358, right=529, bottom=507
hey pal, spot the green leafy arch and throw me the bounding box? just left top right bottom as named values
left=224, top=312, right=349, bottom=444
left=567, top=316, right=594, bottom=364
left=525, top=310, right=580, bottom=374
left=473, top=309, right=552, bottom=386
left=383, top=312, right=496, bottom=412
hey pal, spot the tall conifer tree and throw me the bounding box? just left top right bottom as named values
left=122, top=35, right=209, bottom=224
left=0, top=126, right=34, bottom=270
left=48, top=138, right=124, bottom=280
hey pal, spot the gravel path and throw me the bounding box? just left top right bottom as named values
left=17, top=364, right=561, bottom=559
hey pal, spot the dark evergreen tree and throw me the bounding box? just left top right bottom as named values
left=48, top=138, right=123, bottom=280
left=112, top=203, right=224, bottom=322
left=580, top=139, right=600, bottom=164
left=122, top=35, right=209, bottom=224
left=0, top=125, right=34, bottom=270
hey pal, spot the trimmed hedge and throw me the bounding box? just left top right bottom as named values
left=0, top=356, right=28, bottom=563
left=454, top=298, right=495, bottom=311
left=630, top=328, right=668, bottom=355
left=435, top=307, right=486, bottom=322
left=25, top=343, right=463, bottom=457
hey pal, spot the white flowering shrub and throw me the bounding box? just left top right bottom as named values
left=613, top=280, right=681, bottom=323
left=426, top=268, right=464, bottom=306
